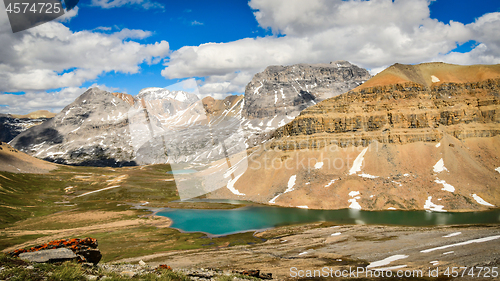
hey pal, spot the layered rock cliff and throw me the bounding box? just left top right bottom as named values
left=271, top=79, right=500, bottom=150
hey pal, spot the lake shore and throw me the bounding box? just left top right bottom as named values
left=114, top=223, right=500, bottom=280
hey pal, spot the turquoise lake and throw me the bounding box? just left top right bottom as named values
left=156, top=206, right=500, bottom=236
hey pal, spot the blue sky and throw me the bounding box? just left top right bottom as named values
left=1, top=0, right=500, bottom=114
left=73, top=0, right=274, bottom=95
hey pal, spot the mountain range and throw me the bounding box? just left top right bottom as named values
left=9, top=61, right=369, bottom=167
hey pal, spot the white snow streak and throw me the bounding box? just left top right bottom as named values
left=433, top=159, right=448, bottom=173
left=227, top=174, right=245, bottom=196
left=76, top=185, right=121, bottom=197
left=471, top=194, right=495, bottom=207
left=366, top=255, right=409, bottom=269
left=421, top=235, right=500, bottom=253
left=443, top=232, right=462, bottom=238
left=314, top=162, right=323, bottom=169
left=349, top=147, right=368, bottom=175
left=424, top=196, right=446, bottom=212
left=435, top=179, right=455, bottom=192
left=349, top=191, right=360, bottom=197
left=284, top=175, right=297, bottom=193
left=324, top=179, right=337, bottom=187
left=269, top=194, right=281, bottom=204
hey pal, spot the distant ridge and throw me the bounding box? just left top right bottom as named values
left=11, top=110, right=56, bottom=119
left=0, top=142, right=57, bottom=173
left=356, top=62, right=500, bottom=90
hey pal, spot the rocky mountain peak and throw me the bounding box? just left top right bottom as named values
left=137, top=87, right=199, bottom=104
left=243, top=61, right=371, bottom=119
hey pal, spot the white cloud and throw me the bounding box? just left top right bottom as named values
left=55, top=6, right=80, bottom=23
left=113, top=28, right=152, bottom=39
left=434, top=12, right=500, bottom=65
left=90, top=0, right=164, bottom=10
left=162, top=0, right=499, bottom=97
left=191, top=20, right=204, bottom=26
left=0, top=85, right=102, bottom=114
left=199, top=72, right=254, bottom=98
left=0, top=5, right=170, bottom=93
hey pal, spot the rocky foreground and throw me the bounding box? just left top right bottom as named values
left=3, top=224, right=499, bottom=280
left=2, top=237, right=273, bottom=280
left=113, top=224, right=500, bottom=281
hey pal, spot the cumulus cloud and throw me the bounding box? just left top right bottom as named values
left=0, top=5, right=169, bottom=93
left=162, top=0, right=499, bottom=97
left=0, top=84, right=117, bottom=114
left=90, top=0, right=164, bottom=10
left=199, top=72, right=254, bottom=98
left=191, top=20, right=204, bottom=26
left=56, top=6, right=80, bottom=23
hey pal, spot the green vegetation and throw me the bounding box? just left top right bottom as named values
left=0, top=163, right=242, bottom=230
left=0, top=253, right=192, bottom=281
left=0, top=164, right=262, bottom=263
left=87, top=226, right=264, bottom=263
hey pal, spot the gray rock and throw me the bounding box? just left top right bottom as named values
left=84, top=274, right=98, bottom=280
left=0, top=114, right=50, bottom=143
left=18, top=248, right=77, bottom=263
left=243, top=61, right=371, bottom=119
left=76, top=248, right=102, bottom=265
left=10, top=88, right=137, bottom=167
left=120, top=270, right=137, bottom=278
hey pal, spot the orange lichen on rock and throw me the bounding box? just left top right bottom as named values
left=156, top=264, right=173, bottom=271
left=9, top=237, right=98, bottom=257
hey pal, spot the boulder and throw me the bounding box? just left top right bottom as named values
left=10, top=237, right=102, bottom=265
left=18, top=248, right=77, bottom=263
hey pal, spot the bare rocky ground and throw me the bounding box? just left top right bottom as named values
left=114, top=224, right=500, bottom=280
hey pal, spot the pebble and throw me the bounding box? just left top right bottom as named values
left=120, top=270, right=136, bottom=278
left=84, top=274, right=98, bottom=280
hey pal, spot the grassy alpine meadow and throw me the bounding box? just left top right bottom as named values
left=0, top=164, right=261, bottom=262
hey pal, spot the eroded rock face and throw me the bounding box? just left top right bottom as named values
left=243, top=61, right=371, bottom=119
left=208, top=63, right=500, bottom=212
left=272, top=80, right=500, bottom=150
